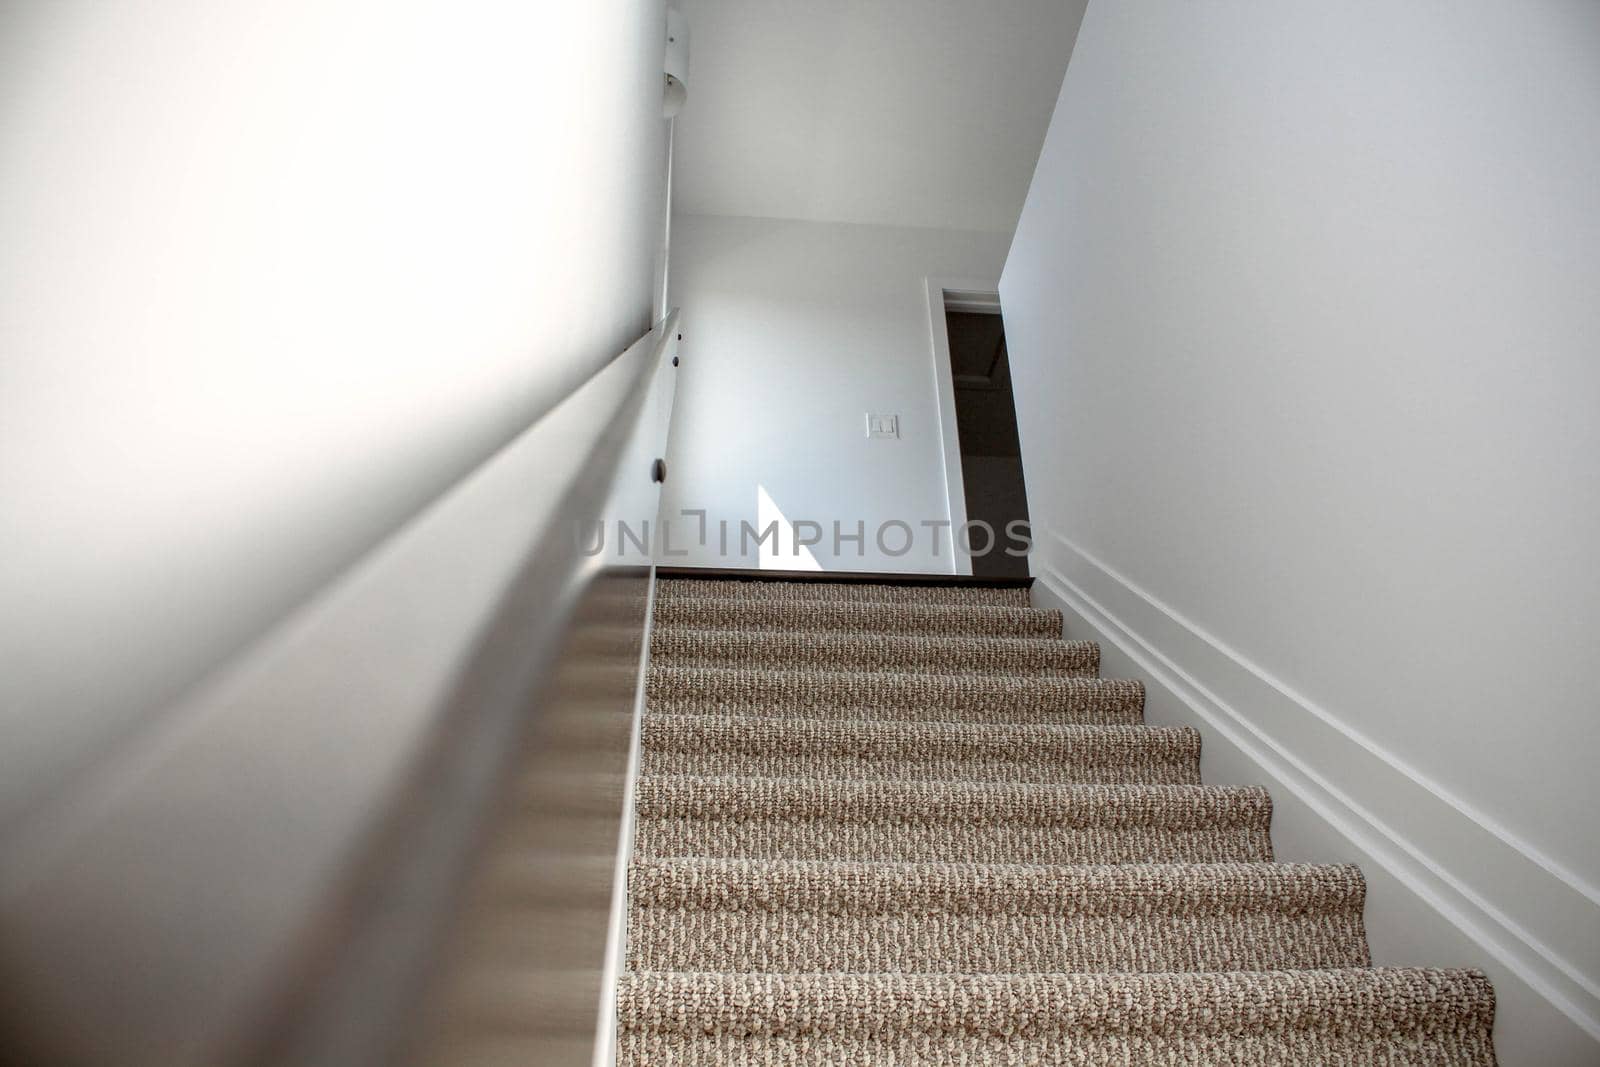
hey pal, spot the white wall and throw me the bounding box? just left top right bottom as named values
left=0, top=0, right=670, bottom=829
left=1002, top=2, right=1600, bottom=1061
left=658, top=213, right=1011, bottom=571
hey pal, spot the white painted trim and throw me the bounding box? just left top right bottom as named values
left=592, top=564, right=656, bottom=1067
left=944, top=290, right=1001, bottom=315
left=1030, top=526, right=1600, bottom=1064
left=924, top=276, right=1001, bottom=576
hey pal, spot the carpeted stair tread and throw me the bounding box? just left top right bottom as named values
left=640, top=714, right=1201, bottom=785
left=616, top=575, right=1497, bottom=1065
left=646, top=665, right=1146, bottom=725
left=652, top=595, right=1063, bottom=639
left=633, top=776, right=1273, bottom=865
left=655, top=577, right=1031, bottom=607
left=627, top=857, right=1370, bottom=973
left=651, top=626, right=1099, bottom=676
left=616, top=968, right=1496, bottom=1066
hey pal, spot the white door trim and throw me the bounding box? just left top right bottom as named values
left=925, top=277, right=1002, bottom=577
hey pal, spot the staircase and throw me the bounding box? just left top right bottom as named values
left=616, top=576, right=1497, bottom=1064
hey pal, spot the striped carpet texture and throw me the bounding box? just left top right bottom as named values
left=618, top=576, right=1497, bottom=1065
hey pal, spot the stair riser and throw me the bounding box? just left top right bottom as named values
left=618, top=1029, right=1496, bottom=1066
left=655, top=579, right=1031, bottom=608
left=618, top=970, right=1496, bottom=1067
left=646, top=667, right=1145, bottom=725
left=635, top=818, right=1273, bottom=865
left=627, top=910, right=1370, bottom=973
left=652, top=599, right=1062, bottom=639
left=641, top=717, right=1200, bottom=786
left=641, top=750, right=1200, bottom=786
left=650, top=631, right=1099, bottom=677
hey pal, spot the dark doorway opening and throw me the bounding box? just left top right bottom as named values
left=945, top=308, right=1031, bottom=578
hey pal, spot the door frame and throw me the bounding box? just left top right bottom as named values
left=924, top=277, right=1003, bottom=577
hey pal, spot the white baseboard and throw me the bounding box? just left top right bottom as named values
left=1031, top=529, right=1600, bottom=1066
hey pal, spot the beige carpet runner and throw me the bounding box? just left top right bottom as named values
left=616, top=576, right=1496, bottom=1064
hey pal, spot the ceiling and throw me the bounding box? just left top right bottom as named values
left=670, top=0, right=1088, bottom=235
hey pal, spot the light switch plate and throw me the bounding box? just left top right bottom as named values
left=866, top=413, right=900, bottom=439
